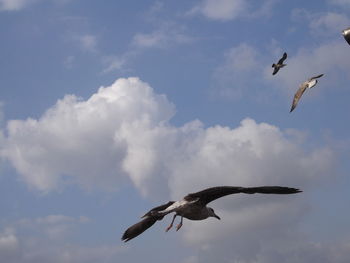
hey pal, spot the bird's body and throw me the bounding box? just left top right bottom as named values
left=272, top=52, right=287, bottom=75
left=290, top=74, right=324, bottom=112
left=122, top=186, right=301, bottom=242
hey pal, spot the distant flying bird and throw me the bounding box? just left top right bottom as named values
left=121, top=186, right=301, bottom=242
left=290, top=74, right=324, bottom=112
left=272, top=52, right=287, bottom=75
left=342, top=27, right=350, bottom=45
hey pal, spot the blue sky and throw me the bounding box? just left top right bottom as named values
left=0, top=0, right=350, bottom=262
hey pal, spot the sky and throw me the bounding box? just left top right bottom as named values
left=0, top=0, right=350, bottom=262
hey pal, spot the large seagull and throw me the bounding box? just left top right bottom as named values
left=122, top=186, right=301, bottom=242
left=290, top=74, right=324, bottom=112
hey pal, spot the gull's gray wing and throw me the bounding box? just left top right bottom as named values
left=278, top=52, right=287, bottom=64
left=184, top=186, right=301, bottom=205
left=309, top=74, right=324, bottom=81
left=290, top=83, right=308, bottom=112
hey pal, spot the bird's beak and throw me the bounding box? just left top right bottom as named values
left=214, top=214, right=221, bottom=220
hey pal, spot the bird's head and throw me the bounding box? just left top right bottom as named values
left=208, top=207, right=220, bottom=220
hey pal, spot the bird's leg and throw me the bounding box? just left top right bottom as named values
left=165, top=214, right=176, bottom=232
left=176, top=216, right=183, bottom=231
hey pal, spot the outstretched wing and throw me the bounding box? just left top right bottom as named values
left=309, top=74, right=324, bottom=81
left=184, top=186, right=301, bottom=205
left=272, top=66, right=279, bottom=75
left=122, top=216, right=158, bottom=242
left=278, top=52, right=287, bottom=64
left=121, top=201, right=175, bottom=242
left=290, top=83, right=308, bottom=112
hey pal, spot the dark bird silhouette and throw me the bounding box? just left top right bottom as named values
left=122, top=186, right=302, bottom=242
left=290, top=74, right=324, bottom=112
left=342, top=27, right=350, bottom=45
left=272, top=52, right=287, bottom=75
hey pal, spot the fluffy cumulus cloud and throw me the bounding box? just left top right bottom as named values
left=1, top=77, right=175, bottom=192
left=0, top=77, right=346, bottom=262
left=1, top=77, right=334, bottom=196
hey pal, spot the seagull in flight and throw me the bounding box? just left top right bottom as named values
left=290, top=74, right=324, bottom=112
left=121, top=186, right=301, bottom=242
left=272, top=52, right=287, bottom=75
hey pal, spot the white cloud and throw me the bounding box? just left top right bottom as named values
left=0, top=77, right=345, bottom=262
left=1, top=77, right=335, bottom=198
left=2, top=77, right=175, bottom=192
left=188, top=0, right=275, bottom=21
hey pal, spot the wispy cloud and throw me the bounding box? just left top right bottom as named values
left=0, top=215, right=124, bottom=263
left=328, top=0, right=350, bottom=7
left=0, top=0, right=37, bottom=11
left=291, top=9, right=350, bottom=36
left=187, top=0, right=276, bottom=21
left=132, top=23, right=194, bottom=49
left=71, top=34, right=98, bottom=53
left=188, top=0, right=247, bottom=21
left=0, top=0, right=73, bottom=11
left=212, top=43, right=263, bottom=100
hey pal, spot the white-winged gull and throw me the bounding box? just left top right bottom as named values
left=272, top=52, right=287, bottom=75
left=290, top=74, right=324, bottom=112
left=121, top=186, right=301, bottom=242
